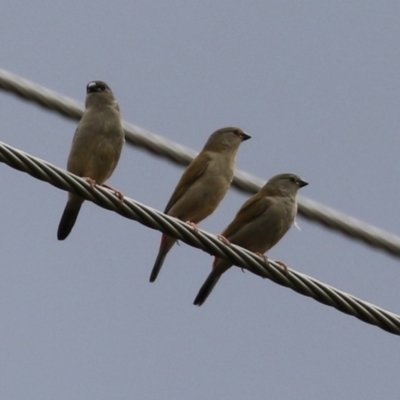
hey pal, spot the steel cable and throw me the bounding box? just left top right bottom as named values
left=1, top=69, right=400, bottom=260
left=0, top=139, right=399, bottom=336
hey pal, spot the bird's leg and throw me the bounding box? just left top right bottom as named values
left=84, top=177, right=96, bottom=187
left=255, top=252, right=269, bottom=265
left=254, top=253, right=289, bottom=276
left=102, top=183, right=124, bottom=202
left=217, top=235, right=231, bottom=245
left=185, top=221, right=199, bottom=232
left=215, top=235, right=238, bottom=270
left=275, top=260, right=290, bottom=276
left=253, top=252, right=270, bottom=276
left=216, top=235, right=236, bottom=268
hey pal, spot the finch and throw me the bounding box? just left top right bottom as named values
left=57, top=81, right=124, bottom=240
left=149, top=127, right=251, bottom=282
left=193, top=173, right=308, bottom=306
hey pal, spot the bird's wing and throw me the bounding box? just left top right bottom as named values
left=164, top=153, right=211, bottom=213
left=222, top=195, right=274, bottom=238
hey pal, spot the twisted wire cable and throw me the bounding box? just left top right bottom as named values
left=0, top=139, right=399, bottom=336
left=1, top=69, right=400, bottom=260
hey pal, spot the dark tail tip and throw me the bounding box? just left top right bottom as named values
left=57, top=202, right=81, bottom=240
left=149, top=252, right=167, bottom=282
left=193, top=296, right=204, bottom=307
left=193, top=273, right=220, bottom=306
left=149, top=236, right=175, bottom=282
left=193, top=288, right=208, bottom=306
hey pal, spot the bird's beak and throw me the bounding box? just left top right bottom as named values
left=240, top=132, right=251, bottom=141
left=298, top=179, right=308, bottom=188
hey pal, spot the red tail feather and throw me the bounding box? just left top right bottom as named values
left=212, top=257, right=219, bottom=269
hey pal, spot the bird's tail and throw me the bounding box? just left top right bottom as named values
left=57, top=198, right=83, bottom=240
left=149, top=234, right=177, bottom=282
left=193, top=269, right=222, bottom=306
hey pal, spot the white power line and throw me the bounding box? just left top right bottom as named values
left=1, top=69, right=400, bottom=260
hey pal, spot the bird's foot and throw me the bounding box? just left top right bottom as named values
left=102, top=184, right=124, bottom=202
left=217, top=235, right=231, bottom=245
left=254, top=252, right=270, bottom=275
left=275, top=260, right=290, bottom=276
left=255, top=252, right=269, bottom=265
left=185, top=221, right=199, bottom=232
left=254, top=253, right=289, bottom=276
left=84, top=177, right=96, bottom=187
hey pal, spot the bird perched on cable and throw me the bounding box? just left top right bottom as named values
left=149, top=127, right=251, bottom=282
left=193, top=173, right=308, bottom=306
left=57, top=80, right=125, bottom=240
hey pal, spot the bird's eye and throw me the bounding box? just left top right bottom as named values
left=289, top=177, right=296, bottom=183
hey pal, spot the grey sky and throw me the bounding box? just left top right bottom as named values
left=1, top=2, right=399, bottom=399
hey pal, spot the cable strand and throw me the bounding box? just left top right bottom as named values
left=1, top=69, right=400, bottom=260
left=0, top=139, right=399, bottom=335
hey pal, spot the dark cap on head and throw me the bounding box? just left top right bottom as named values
left=86, top=80, right=111, bottom=94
